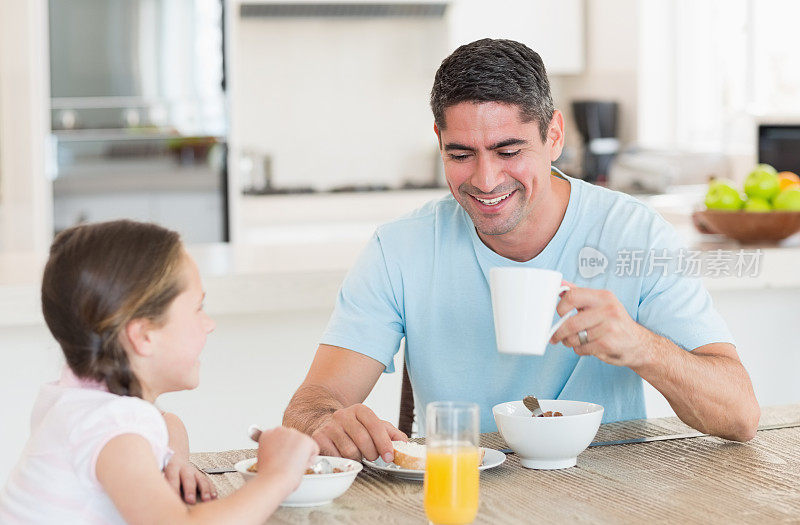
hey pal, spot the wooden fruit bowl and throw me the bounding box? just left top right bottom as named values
left=692, top=210, right=800, bottom=243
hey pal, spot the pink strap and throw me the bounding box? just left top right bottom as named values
left=58, top=366, right=109, bottom=392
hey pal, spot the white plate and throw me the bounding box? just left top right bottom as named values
left=362, top=447, right=506, bottom=481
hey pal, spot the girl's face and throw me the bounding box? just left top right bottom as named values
left=149, top=253, right=215, bottom=394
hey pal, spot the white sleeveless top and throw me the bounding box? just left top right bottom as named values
left=0, top=368, right=173, bottom=524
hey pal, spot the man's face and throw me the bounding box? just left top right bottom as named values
left=436, top=102, right=563, bottom=236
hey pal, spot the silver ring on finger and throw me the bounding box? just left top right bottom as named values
left=578, top=329, right=589, bottom=345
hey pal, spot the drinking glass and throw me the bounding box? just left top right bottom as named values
left=424, top=401, right=480, bottom=525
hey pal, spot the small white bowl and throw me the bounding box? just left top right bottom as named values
left=234, top=456, right=362, bottom=507
left=492, top=400, right=603, bottom=470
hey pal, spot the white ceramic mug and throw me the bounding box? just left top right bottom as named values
left=490, top=267, right=575, bottom=355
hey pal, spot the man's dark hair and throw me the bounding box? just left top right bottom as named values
left=430, top=38, right=555, bottom=142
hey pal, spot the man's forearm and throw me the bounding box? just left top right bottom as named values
left=283, top=384, right=345, bottom=435
left=632, top=332, right=760, bottom=442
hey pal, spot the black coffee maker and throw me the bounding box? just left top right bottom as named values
left=571, top=101, right=619, bottom=183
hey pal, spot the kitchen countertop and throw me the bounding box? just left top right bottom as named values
left=192, top=404, right=800, bottom=524
left=2, top=189, right=800, bottom=327
left=2, top=233, right=799, bottom=328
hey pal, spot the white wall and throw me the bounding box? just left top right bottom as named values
left=229, top=12, right=447, bottom=192
left=636, top=0, right=676, bottom=151
left=554, top=0, right=640, bottom=158
left=157, top=310, right=405, bottom=454
left=227, top=0, right=586, bottom=199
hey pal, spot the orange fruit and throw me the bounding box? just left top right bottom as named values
left=778, top=171, right=800, bottom=191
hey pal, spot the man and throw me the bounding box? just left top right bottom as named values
left=283, top=39, right=760, bottom=464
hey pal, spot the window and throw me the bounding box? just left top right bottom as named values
left=638, top=0, right=800, bottom=156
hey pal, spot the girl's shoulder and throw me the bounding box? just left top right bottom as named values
left=35, top=382, right=160, bottom=430
left=68, top=389, right=165, bottom=442
left=32, top=384, right=171, bottom=477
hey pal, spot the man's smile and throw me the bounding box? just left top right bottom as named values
left=469, top=190, right=517, bottom=209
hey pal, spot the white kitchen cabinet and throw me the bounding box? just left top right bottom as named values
left=447, top=0, right=584, bottom=75
left=0, top=0, right=52, bottom=252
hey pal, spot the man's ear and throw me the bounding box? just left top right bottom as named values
left=124, top=318, right=155, bottom=357
left=547, top=109, right=565, bottom=162
left=433, top=123, right=442, bottom=150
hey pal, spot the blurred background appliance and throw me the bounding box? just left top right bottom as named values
left=48, top=0, right=228, bottom=242
left=572, top=100, right=619, bottom=183
left=608, top=148, right=727, bottom=194
left=758, top=124, right=800, bottom=174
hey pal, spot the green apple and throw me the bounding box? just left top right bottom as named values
left=705, top=180, right=744, bottom=210
left=744, top=197, right=771, bottom=212
left=744, top=164, right=780, bottom=201
left=754, top=163, right=777, bottom=175
left=773, top=188, right=800, bottom=211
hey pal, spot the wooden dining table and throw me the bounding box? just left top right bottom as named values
left=190, top=405, right=800, bottom=524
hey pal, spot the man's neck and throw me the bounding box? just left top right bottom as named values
left=477, top=175, right=571, bottom=262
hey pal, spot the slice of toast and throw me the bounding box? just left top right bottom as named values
left=392, top=441, right=426, bottom=470
left=391, top=441, right=486, bottom=470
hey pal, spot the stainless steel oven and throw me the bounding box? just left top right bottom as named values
left=48, top=0, right=228, bottom=242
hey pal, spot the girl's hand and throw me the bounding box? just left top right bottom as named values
left=256, top=427, right=320, bottom=492
left=164, top=457, right=217, bottom=504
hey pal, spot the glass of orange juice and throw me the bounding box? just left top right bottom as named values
left=424, top=401, right=480, bottom=525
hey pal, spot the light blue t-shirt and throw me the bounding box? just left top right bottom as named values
left=321, top=174, right=734, bottom=433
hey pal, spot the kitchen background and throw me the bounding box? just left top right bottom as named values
left=1, top=0, right=799, bottom=479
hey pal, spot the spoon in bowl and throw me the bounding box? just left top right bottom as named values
left=523, top=395, right=544, bottom=417
left=248, top=425, right=333, bottom=474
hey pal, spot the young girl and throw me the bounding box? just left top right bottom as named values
left=0, top=220, right=319, bottom=524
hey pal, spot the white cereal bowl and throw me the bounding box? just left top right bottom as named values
left=492, top=400, right=603, bottom=470
left=235, top=456, right=362, bottom=507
